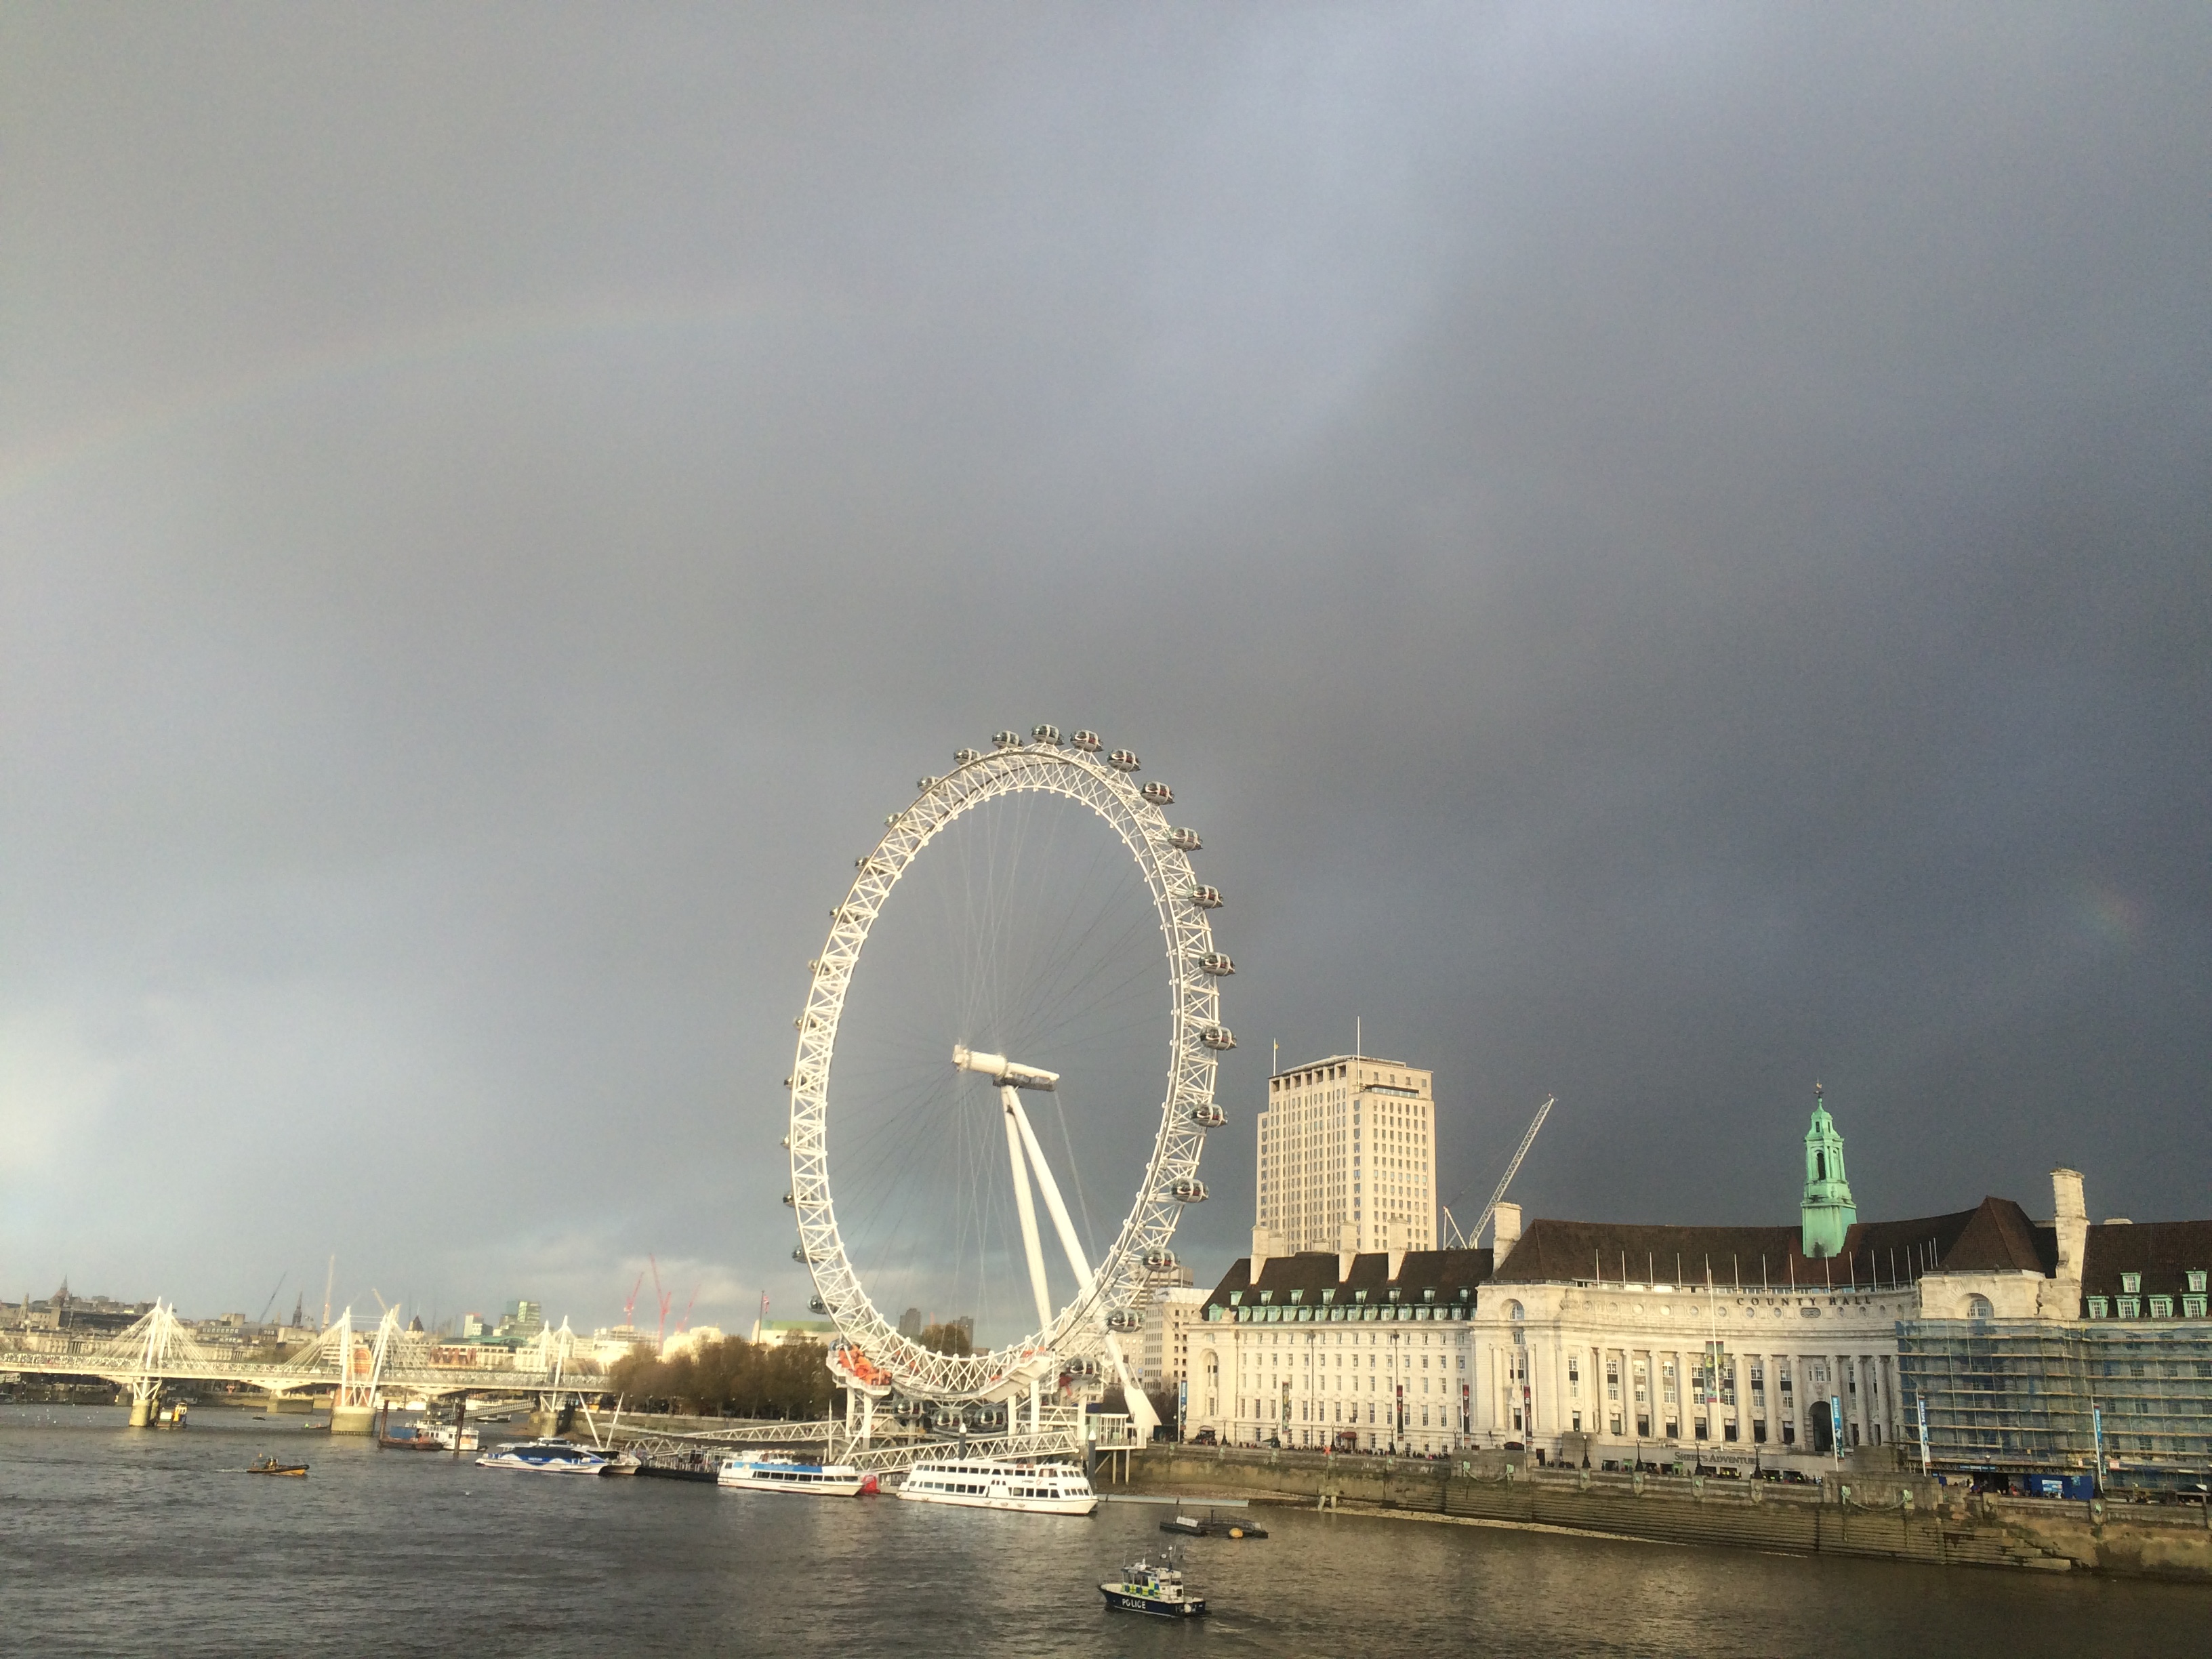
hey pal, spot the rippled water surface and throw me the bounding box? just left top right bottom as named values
left=1, top=1406, right=2201, bottom=1656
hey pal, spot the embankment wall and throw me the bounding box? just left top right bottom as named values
left=1109, top=1446, right=2212, bottom=1583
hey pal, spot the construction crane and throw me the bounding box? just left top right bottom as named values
left=649, top=1254, right=672, bottom=1349
left=1443, top=1096, right=1555, bottom=1250
left=621, top=1271, right=644, bottom=1329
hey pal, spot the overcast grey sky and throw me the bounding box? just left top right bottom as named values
left=3, top=4, right=2207, bottom=1334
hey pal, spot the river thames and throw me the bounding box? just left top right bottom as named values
left=1, top=1406, right=2200, bottom=1656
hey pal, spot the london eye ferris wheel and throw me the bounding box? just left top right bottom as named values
left=783, top=727, right=1234, bottom=1433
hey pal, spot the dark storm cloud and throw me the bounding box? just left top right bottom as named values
left=1, top=5, right=2206, bottom=1328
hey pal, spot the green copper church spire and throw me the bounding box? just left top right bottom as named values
left=1800, top=1083, right=1856, bottom=1259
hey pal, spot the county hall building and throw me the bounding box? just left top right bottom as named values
left=1185, top=1072, right=2208, bottom=1486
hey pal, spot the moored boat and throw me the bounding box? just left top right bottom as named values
left=474, top=1438, right=611, bottom=1475
left=897, top=1457, right=1094, bottom=1515
left=1161, top=1509, right=1265, bottom=1539
left=718, top=1454, right=874, bottom=1496
left=1101, top=1553, right=1206, bottom=1618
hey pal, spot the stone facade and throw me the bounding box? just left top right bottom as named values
left=1136, top=1285, right=1211, bottom=1395
left=1188, top=1093, right=2209, bottom=1482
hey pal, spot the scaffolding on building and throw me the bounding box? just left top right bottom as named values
left=1899, top=1317, right=2212, bottom=1492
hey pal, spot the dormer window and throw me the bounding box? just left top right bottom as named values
left=2118, top=1297, right=2142, bottom=1319
left=2188, top=1271, right=2207, bottom=1294
left=1288, top=1290, right=1303, bottom=1304
left=2150, top=1296, right=2174, bottom=1319
left=1387, top=1288, right=1401, bottom=1303
left=1258, top=1291, right=1271, bottom=1305
left=1422, top=1288, right=1436, bottom=1302
left=1353, top=1290, right=1368, bottom=1304
left=2086, top=1297, right=2108, bottom=1319
left=1320, top=1289, right=1335, bottom=1304
left=2121, top=1272, right=2142, bottom=1294
left=1227, top=1292, right=1242, bottom=1305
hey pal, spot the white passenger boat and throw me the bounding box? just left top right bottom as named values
left=897, top=1457, right=1096, bottom=1515
left=718, top=1454, right=875, bottom=1496
left=474, top=1438, right=609, bottom=1474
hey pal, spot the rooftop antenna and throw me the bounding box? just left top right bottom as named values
left=1356, top=1015, right=1361, bottom=1059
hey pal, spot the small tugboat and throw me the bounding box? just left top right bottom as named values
left=247, top=1456, right=310, bottom=1477
left=1101, top=1551, right=1206, bottom=1618
left=474, top=1438, right=611, bottom=1475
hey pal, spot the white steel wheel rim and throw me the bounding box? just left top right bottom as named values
left=786, top=739, right=1222, bottom=1403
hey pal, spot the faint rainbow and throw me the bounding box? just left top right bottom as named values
left=0, top=290, right=806, bottom=508
left=2078, top=881, right=2144, bottom=948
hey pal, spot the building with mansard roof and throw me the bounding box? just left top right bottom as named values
left=1181, top=1090, right=2208, bottom=1483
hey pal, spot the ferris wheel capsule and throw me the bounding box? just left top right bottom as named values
left=1031, top=724, right=1062, bottom=745
left=992, top=731, right=1021, bottom=748
left=1143, top=1248, right=1179, bottom=1272
left=1200, top=1025, right=1236, bottom=1050
left=1200, top=953, right=1235, bottom=975
left=1105, top=1309, right=1143, bottom=1333
left=917, top=776, right=939, bottom=791
left=1187, top=1102, right=1225, bottom=1128
left=1070, top=730, right=1103, bottom=752
left=1171, top=1179, right=1209, bottom=1203
left=954, top=748, right=981, bottom=764
left=1167, top=827, right=1202, bottom=851
left=1107, top=749, right=1140, bottom=771
left=1141, top=781, right=1174, bottom=805
left=1188, top=885, right=1221, bottom=908
left=809, top=1296, right=828, bottom=1314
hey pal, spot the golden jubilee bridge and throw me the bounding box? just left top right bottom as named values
left=0, top=1302, right=598, bottom=1432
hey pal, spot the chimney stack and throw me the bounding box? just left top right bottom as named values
left=2051, top=1168, right=2088, bottom=1283
left=1492, top=1202, right=1523, bottom=1266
